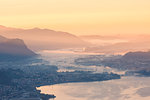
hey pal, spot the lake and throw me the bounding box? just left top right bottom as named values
left=37, top=50, right=150, bottom=100
left=37, top=76, right=150, bottom=100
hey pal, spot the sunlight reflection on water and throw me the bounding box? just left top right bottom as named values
left=38, top=50, right=124, bottom=74
left=37, top=77, right=150, bottom=100
left=36, top=50, right=146, bottom=100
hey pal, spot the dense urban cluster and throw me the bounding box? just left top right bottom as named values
left=0, top=56, right=120, bottom=100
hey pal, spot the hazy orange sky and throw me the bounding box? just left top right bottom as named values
left=0, top=0, right=150, bottom=35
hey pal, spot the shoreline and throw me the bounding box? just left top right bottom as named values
left=36, top=76, right=121, bottom=99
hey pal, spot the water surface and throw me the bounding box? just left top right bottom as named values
left=37, top=77, right=150, bottom=100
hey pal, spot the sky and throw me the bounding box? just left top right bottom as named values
left=0, top=0, right=150, bottom=35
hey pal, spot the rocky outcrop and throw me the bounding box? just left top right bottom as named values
left=0, top=35, right=36, bottom=57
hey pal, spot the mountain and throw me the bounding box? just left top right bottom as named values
left=0, top=35, right=36, bottom=57
left=123, top=51, right=150, bottom=60
left=84, top=42, right=150, bottom=54
left=0, top=25, right=88, bottom=51
left=80, top=34, right=150, bottom=54
left=102, top=51, right=150, bottom=71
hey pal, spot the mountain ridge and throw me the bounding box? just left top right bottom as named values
left=0, top=25, right=88, bottom=51
left=0, top=35, right=36, bottom=57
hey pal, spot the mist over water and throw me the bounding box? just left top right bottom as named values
left=36, top=50, right=150, bottom=100
left=1, top=0, right=150, bottom=99
left=39, top=50, right=124, bottom=74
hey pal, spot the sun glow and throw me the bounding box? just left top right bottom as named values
left=0, top=0, right=150, bottom=35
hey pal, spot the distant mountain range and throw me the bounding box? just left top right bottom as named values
left=123, top=51, right=150, bottom=60
left=84, top=42, right=150, bottom=54
left=80, top=34, right=150, bottom=54
left=0, top=25, right=88, bottom=51
left=0, top=35, right=36, bottom=57
left=102, top=51, right=150, bottom=71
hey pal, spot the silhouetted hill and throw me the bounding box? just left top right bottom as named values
left=122, top=51, right=150, bottom=60
left=0, top=25, right=88, bottom=51
left=101, top=51, right=150, bottom=71
left=0, top=35, right=36, bottom=57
